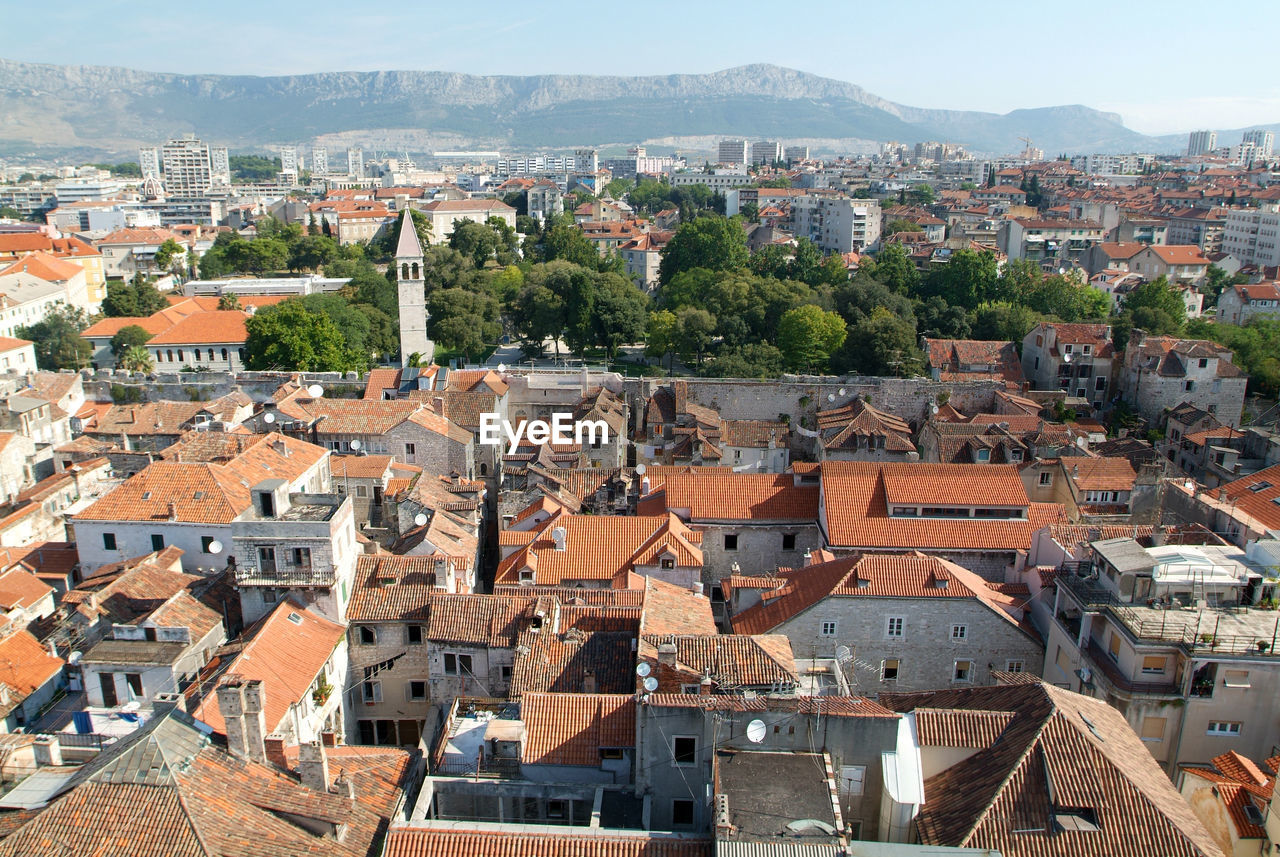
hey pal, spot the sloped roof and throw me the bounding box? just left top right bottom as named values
left=394, top=209, right=423, bottom=258
left=0, top=631, right=63, bottom=706
left=815, top=399, right=915, bottom=453
left=880, top=682, right=1223, bottom=857
left=1067, top=457, right=1138, bottom=492
left=147, top=310, right=248, bottom=346
left=520, top=692, right=635, bottom=766
left=640, top=472, right=819, bottom=521
left=383, top=829, right=710, bottom=857
left=509, top=627, right=635, bottom=696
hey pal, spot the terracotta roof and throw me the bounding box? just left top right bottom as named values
left=90, top=401, right=208, bottom=436
left=0, top=337, right=32, bottom=353
left=1182, top=751, right=1274, bottom=839
left=924, top=339, right=1025, bottom=383
left=1219, top=462, right=1280, bottom=531
left=1231, top=282, right=1280, bottom=302
left=1097, top=242, right=1146, bottom=260
left=1146, top=244, right=1208, bottom=265
left=383, top=829, right=710, bottom=857
left=0, top=630, right=62, bottom=703
left=640, top=472, right=819, bottom=521
left=520, top=692, right=635, bottom=766
left=425, top=594, right=536, bottom=647
left=1067, top=457, right=1138, bottom=492
left=639, top=576, right=717, bottom=637
left=638, top=633, right=797, bottom=690
left=914, top=708, right=1016, bottom=748
left=880, top=682, right=1223, bottom=857
left=362, top=367, right=401, bottom=400
left=446, top=368, right=510, bottom=396
left=732, top=553, right=1031, bottom=637
left=509, top=627, right=635, bottom=695
left=346, top=555, right=441, bottom=622
left=97, top=227, right=182, bottom=245
left=645, top=694, right=896, bottom=717
left=0, top=566, right=52, bottom=612
left=81, top=314, right=173, bottom=339
left=191, top=600, right=344, bottom=736
left=0, top=252, right=81, bottom=282
left=330, top=454, right=394, bottom=480
left=147, top=310, right=248, bottom=346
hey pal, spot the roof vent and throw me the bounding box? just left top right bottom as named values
left=287, top=612, right=303, bottom=625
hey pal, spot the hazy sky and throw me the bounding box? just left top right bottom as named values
left=7, top=0, right=1276, bottom=135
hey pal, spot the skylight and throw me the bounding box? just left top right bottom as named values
left=1249, top=481, right=1272, bottom=493
left=287, top=612, right=303, bottom=625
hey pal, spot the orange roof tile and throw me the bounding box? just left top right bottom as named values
left=147, top=310, right=248, bottom=346
left=0, top=631, right=62, bottom=699
left=520, top=692, right=635, bottom=766
left=384, top=829, right=710, bottom=857
left=642, top=472, right=819, bottom=521
left=0, top=252, right=81, bottom=282
left=1067, top=457, right=1138, bottom=492
left=0, top=567, right=52, bottom=611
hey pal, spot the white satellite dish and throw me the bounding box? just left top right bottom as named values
left=263, top=412, right=275, bottom=424
left=746, top=719, right=767, bottom=744
left=497, top=363, right=507, bottom=372
left=306, top=384, right=324, bottom=398
left=636, top=662, right=651, bottom=677
left=838, top=388, right=847, bottom=396
left=68, top=651, right=82, bottom=666
left=349, top=439, right=361, bottom=451
left=634, top=463, right=646, bottom=476
left=207, top=540, right=223, bottom=555
left=835, top=645, right=852, bottom=664
left=642, top=676, right=659, bottom=693
left=827, top=393, right=835, bottom=402
left=1062, top=351, right=1072, bottom=363
left=414, top=512, right=428, bottom=527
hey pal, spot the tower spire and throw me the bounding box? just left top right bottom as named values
left=394, top=209, right=432, bottom=367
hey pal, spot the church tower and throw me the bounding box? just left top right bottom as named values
left=394, top=209, right=433, bottom=366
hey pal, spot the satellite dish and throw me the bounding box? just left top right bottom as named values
left=827, top=394, right=835, bottom=402
left=263, top=412, right=275, bottom=424
left=207, top=540, right=223, bottom=555
left=634, top=463, right=646, bottom=476
left=349, top=439, right=361, bottom=450
left=497, top=363, right=507, bottom=372
left=414, top=512, right=428, bottom=527
left=636, top=662, right=651, bottom=677
left=1062, top=351, right=1072, bottom=363
left=306, top=384, right=324, bottom=398
left=642, top=676, right=659, bottom=693
left=68, top=651, right=82, bottom=666
left=746, top=719, right=767, bottom=744
left=838, top=388, right=847, bottom=396
left=835, top=645, right=852, bottom=664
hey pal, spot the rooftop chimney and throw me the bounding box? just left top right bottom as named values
left=699, top=675, right=713, bottom=696
left=216, top=677, right=266, bottom=763
left=264, top=734, right=289, bottom=771
left=299, top=740, right=330, bottom=793
left=32, top=736, right=61, bottom=768
left=167, top=501, right=178, bottom=521
left=152, top=691, right=186, bottom=717
left=658, top=641, right=678, bottom=667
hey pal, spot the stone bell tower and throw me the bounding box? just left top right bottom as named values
left=394, top=209, right=432, bottom=366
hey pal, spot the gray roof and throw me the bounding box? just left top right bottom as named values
left=1091, top=537, right=1155, bottom=575
left=81, top=639, right=188, bottom=666
left=395, top=209, right=423, bottom=259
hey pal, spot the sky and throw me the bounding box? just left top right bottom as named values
left=6, top=0, right=1277, bottom=136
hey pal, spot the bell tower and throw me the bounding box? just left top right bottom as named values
left=394, top=209, right=432, bottom=366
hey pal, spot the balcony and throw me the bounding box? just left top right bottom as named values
left=234, top=564, right=336, bottom=587
left=1083, top=638, right=1180, bottom=696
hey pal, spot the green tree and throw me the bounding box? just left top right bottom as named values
left=835, top=307, right=921, bottom=376
left=152, top=238, right=185, bottom=274
left=915, top=296, right=972, bottom=339
left=102, top=276, right=168, bottom=318
left=369, top=209, right=433, bottom=261
left=539, top=220, right=606, bottom=270
left=0, top=207, right=22, bottom=220
left=217, top=293, right=242, bottom=311
left=16, top=305, right=92, bottom=370
left=907, top=184, right=935, bottom=205
left=589, top=275, right=649, bottom=359
left=865, top=243, right=918, bottom=294
left=1203, top=264, right=1246, bottom=308
left=675, top=307, right=716, bottom=366
left=287, top=234, right=338, bottom=272
left=119, top=345, right=155, bottom=374
left=970, top=302, right=1039, bottom=342
left=658, top=216, right=749, bottom=285
left=243, top=301, right=360, bottom=371
left=448, top=218, right=519, bottom=268
left=428, top=288, right=502, bottom=362
left=605, top=178, right=632, bottom=199
left=921, top=248, right=999, bottom=310
left=228, top=154, right=282, bottom=182
left=702, top=343, right=785, bottom=379
left=777, top=305, right=848, bottom=371
left=740, top=202, right=760, bottom=223
left=110, top=324, right=153, bottom=358
left=1123, top=275, right=1186, bottom=327
left=645, top=309, right=679, bottom=370
left=884, top=219, right=920, bottom=236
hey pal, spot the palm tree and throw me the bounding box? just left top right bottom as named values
left=217, top=293, right=242, bottom=311
left=120, top=345, right=154, bottom=374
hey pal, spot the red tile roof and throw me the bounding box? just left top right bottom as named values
left=520, top=692, right=635, bottom=765
left=1066, top=457, right=1138, bottom=492
left=147, top=310, right=248, bottom=346
left=641, top=472, right=819, bottom=521
left=0, top=251, right=82, bottom=282
left=0, top=630, right=62, bottom=701
left=0, top=567, right=52, bottom=611
left=384, top=829, right=710, bottom=857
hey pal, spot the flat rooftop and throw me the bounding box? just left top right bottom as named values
left=715, top=750, right=841, bottom=844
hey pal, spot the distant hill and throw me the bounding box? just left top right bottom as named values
left=0, top=59, right=1174, bottom=159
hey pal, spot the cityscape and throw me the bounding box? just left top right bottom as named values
left=1, top=9, right=1280, bottom=856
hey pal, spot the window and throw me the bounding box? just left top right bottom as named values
left=672, top=736, right=697, bottom=766
left=839, top=765, right=866, bottom=797
left=407, top=681, right=426, bottom=701
left=200, top=536, right=215, bottom=554
left=292, top=547, right=312, bottom=568
left=102, top=532, right=116, bottom=550
left=362, top=680, right=382, bottom=703
left=671, top=799, right=695, bottom=827
left=1006, top=660, right=1025, bottom=673
left=405, top=443, right=416, bottom=457
left=881, top=658, right=900, bottom=681
left=975, top=449, right=990, bottom=462
left=886, top=617, right=904, bottom=638
left=782, top=533, right=796, bottom=551
left=600, top=747, right=625, bottom=760
left=1208, top=721, right=1242, bottom=736
left=660, top=557, right=675, bottom=569
left=444, top=653, right=473, bottom=676
left=1184, top=380, right=1195, bottom=392
left=406, top=624, right=423, bottom=645
left=954, top=660, right=973, bottom=682
left=723, top=534, right=738, bottom=551
left=358, top=625, right=377, bottom=645
left=124, top=673, right=143, bottom=697
left=257, top=546, right=277, bottom=574
left=681, top=684, right=700, bottom=694
left=355, top=485, right=368, bottom=498
left=1108, top=633, right=1121, bottom=660
left=1224, top=669, right=1251, bottom=688
left=821, top=621, right=837, bottom=637
left=150, top=534, right=165, bottom=551
left=1039, top=472, right=1052, bottom=486
left=1141, top=716, right=1166, bottom=742
left=1199, top=358, right=1209, bottom=368
left=1141, top=656, right=1166, bottom=675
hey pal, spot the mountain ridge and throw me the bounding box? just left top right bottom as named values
left=0, top=58, right=1174, bottom=158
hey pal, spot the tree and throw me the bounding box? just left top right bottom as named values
left=1203, top=264, right=1247, bottom=308
left=428, top=288, right=502, bottom=362
left=119, top=345, right=154, bottom=374
left=907, top=184, right=935, bottom=205
left=448, top=218, right=519, bottom=268
left=217, top=293, right=242, bottom=311
left=702, top=343, right=785, bottom=379
left=16, top=305, right=92, bottom=370
left=243, top=301, right=361, bottom=372
left=0, top=206, right=22, bottom=220
left=102, top=276, right=169, bottom=318
left=152, top=238, right=185, bottom=274
left=539, top=220, right=606, bottom=270
left=740, top=202, right=760, bottom=223
left=915, top=296, right=972, bottom=339
left=865, top=243, right=918, bottom=294
left=645, top=309, right=679, bottom=371
left=658, top=216, right=749, bottom=285
left=589, top=275, right=649, bottom=359
left=110, top=324, right=153, bottom=358
left=675, top=307, right=716, bottom=366
left=970, top=302, right=1039, bottom=342
left=287, top=234, right=338, bottom=272
left=605, top=178, right=632, bottom=199
left=835, top=307, right=921, bottom=377
left=369, top=209, right=433, bottom=261
left=884, top=219, right=920, bottom=236
left=512, top=281, right=567, bottom=355
left=1123, top=275, right=1186, bottom=327
left=921, top=249, right=999, bottom=309
left=777, top=305, right=847, bottom=372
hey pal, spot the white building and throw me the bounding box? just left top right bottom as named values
left=1223, top=204, right=1280, bottom=267
left=751, top=141, right=782, bottom=166
left=311, top=146, right=329, bottom=176
left=717, top=140, right=748, bottom=165
left=1243, top=130, right=1275, bottom=158
left=1187, top=130, right=1218, bottom=157
left=0, top=273, right=73, bottom=339
left=791, top=195, right=883, bottom=254
left=347, top=147, right=364, bottom=178
left=139, top=137, right=231, bottom=197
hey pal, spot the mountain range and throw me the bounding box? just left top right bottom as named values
left=0, top=59, right=1273, bottom=160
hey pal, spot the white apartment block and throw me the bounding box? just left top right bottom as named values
left=1222, top=204, right=1280, bottom=267
left=718, top=139, right=748, bottom=165
left=139, top=137, right=231, bottom=197
left=347, top=147, right=364, bottom=178
left=311, top=147, right=329, bottom=176
left=1187, top=130, right=1217, bottom=157
left=791, top=195, right=883, bottom=254
left=669, top=172, right=753, bottom=191
left=1243, top=129, right=1275, bottom=157
left=751, top=141, right=781, bottom=165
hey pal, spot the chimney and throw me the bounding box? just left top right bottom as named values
left=334, top=769, right=356, bottom=804
left=699, top=675, right=713, bottom=696
left=582, top=670, right=597, bottom=694
left=152, top=691, right=186, bottom=717
left=216, top=679, right=248, bottom=760
left=264, top=734, right=289, bottom=771
left=167, top=501, right=177, bottom=521
left=32, top=736, right=61, bottom=768
left=673, top=380, right=688, bottom=415
left=321, top=730, right=338, bottom=748
left=299, top=740, right=330, bottom=792
left=658, top=641, right=678, bottom=667
left=432, top=396, right=445, bottom=415
left=241, top=680, right=268, bottom=764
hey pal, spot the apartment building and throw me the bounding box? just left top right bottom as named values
left=1223, top=204, right=1280, bottom=267
left=139, top=136, right=231, bottom=197
left=717, top=139, right=748, bottom=165
left=1021, top=321, right=1115, bottom=409
left=1218, top=282, right=1280, bottom=325
left=791, top=194, right=882, bottom=254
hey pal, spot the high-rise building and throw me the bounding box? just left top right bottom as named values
left=311, top=147, right=329, bottom=176
left=783, top=145, right=810, bottom=162
left=279, top=146, right=299, bottom=182
left=347, top=147, right=364, bottom=178
left=573, top=149, right=598, bottom=174
left=139, top=137, right=231, bottom=197
left=718, top=139, right=748, bottom=165
left=1187, top=130, right=1218, bottom=157
left=751, top=141, right=782, bottom=166
left=1243, top=130, right=1275, bottom=158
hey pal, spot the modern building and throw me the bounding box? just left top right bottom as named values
left=1243, top=130, right=1275, bottom=158
left=1223, top=205, right=1280, bottom=267
left=717, top=139, right=748, bottom=165
left=1188, top=130, right=1219, bottom=157
left=139, top=137, right=231, bottom=197
left=791, top=195, right=883, bottom=254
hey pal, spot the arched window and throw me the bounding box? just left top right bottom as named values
left=480, top=463, right=488, bottom=476
left=411, top=262, right=419, bottom=279
left=221, top=348, right=229, bottom=361
left=401, top=263, right=409, bottom=280
left=154, top=350, right=162, bottom=362
left=167, top=350, right=174, bottom=362
left=177, top=350, right=184, bottom=361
